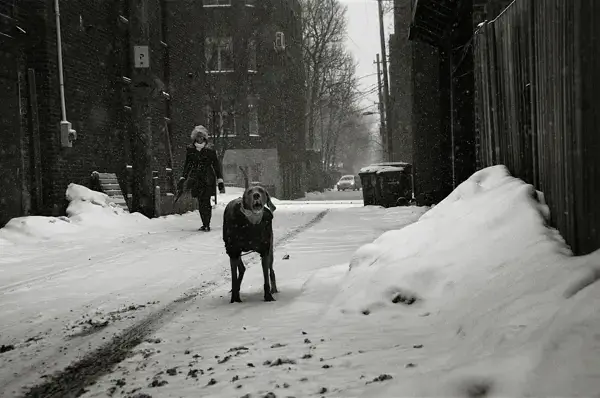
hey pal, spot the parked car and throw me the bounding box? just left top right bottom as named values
left=336, top=175, right=360, bottom=191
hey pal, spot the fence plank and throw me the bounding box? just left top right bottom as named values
left=473, top=0, right=600, bottom=254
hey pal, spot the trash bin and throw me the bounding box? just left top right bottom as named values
left=358, top=165, right=379, bottom=205
left=376, top=164, right=413, bottom=207
left=359, top=163, right=413, bottom=207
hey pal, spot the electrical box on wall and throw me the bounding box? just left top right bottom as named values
left=60, top=120, right=77, bottom=148
left=275, top=32, right=285, bottom=51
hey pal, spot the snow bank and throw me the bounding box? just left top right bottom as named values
left=0, top=184, right=283, bottom=244
left=0, top=184, right=149, bottom=243
left=0, top=216, right=80, bottom=242
left=65, top=184, right=148, bottom=227
left=332, top=165, right=600, bottom=396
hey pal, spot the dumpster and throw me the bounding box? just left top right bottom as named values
left=359, top=163, right=413, bottom=207
left=358, top=166, right=378, bottom=205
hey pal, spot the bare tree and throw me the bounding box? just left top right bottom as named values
left=383, top=1, right=394, bottom=14
left=301, top=0, right=348, bottom=151
left=337, top=115, right=381, bottom=171
left=317, top=52, right=358, bottom=171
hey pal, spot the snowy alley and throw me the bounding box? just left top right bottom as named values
left=1, top=167, right=600, bottom=398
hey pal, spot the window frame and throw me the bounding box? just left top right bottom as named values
left=205, top=36, right=234, bottom=73
left=202, top=0, right=231, bottom=7
left=248, top=38, right=257, bottom=72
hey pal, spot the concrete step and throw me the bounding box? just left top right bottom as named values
left=97, top=172, right=118, bottom=179
left=100, top=183, right=121, bottom=190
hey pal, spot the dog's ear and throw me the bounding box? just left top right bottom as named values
left=265, top=191, right=276, bottom=212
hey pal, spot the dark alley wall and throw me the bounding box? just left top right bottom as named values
left=390, top=0, right=413, bottom=164
left=0, top=0, right=306, bottom=221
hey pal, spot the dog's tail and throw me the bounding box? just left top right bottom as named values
left=239, top=166, right=250, bottom=190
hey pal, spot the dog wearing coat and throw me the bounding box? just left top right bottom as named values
left=222, top=168, right=277, bottom=303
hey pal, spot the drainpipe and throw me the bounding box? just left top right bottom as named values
left=55, top=0, right=77, bottom=147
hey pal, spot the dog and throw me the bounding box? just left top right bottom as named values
left=222, top=167, right=277, bottom=303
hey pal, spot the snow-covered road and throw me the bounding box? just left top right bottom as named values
left=4, top=168, right=600, bottom=398
left=1, top=197, right=385, bottom=397
left=299, top=188, right=363, bottom=202
left=74, top=205, right=426, bottom=398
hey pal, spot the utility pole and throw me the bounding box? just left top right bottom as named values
left=377, top=0, right=393, bottom=162
left=130, top=0, right=154, bottom=217
left=374, top=54, right=387, bottom=161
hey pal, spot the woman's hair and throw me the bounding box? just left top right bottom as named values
left=190, top=125, right=209, bottom=142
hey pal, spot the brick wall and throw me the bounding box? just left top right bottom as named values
left=0, top=1, right=29, bottom=226
left=164, top=0, right=214, bottom=179
left=390, top=0, right=414, bottom=163
left=23, top=0, right=173, bottom=215
left=6, top=0, right=304, bottom=218
left=25, top=0, right=130, bottom=215
left=165, top=0, right=305, bottom=199
left=147, top=0, right=171, bottom=186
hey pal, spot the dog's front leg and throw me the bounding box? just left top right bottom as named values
left=230, top=257, right=243, bottom=303
left=268, top=248, right=278, bottom=294
left=261, top=254, right=275, bottom=302
left=237, top=261, right=246, bottom=292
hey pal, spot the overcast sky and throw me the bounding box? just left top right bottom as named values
left=339, top=0, right=394, bottom=113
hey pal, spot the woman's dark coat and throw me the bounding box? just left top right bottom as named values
left=181, top=144, right=223, bottom=198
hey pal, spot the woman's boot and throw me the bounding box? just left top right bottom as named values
left=200, top=209, right=211, bottom=231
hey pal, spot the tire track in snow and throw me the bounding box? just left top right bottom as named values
left=0, top=229, right=204, bottom=294
left=20, top=210, right=329, bottom=398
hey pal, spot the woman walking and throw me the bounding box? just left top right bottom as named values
left=179, top=125, right=225, bottom=231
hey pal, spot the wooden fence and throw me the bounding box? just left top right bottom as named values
left=474, top=0, right=600, bottom=255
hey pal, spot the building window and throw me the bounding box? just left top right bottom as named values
left=203, top=101, right=237, bottom=137
left=205, top=37, right=233, bottom=72
left=248, top=39, right=257, bottom=71
left=248, top=97, right=259, bottom=136
left=203, top=0, right=231, bottom=6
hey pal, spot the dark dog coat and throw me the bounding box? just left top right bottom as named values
left=223, top=198, right=274, bottom=257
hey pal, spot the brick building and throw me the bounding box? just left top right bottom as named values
left=0, top=0, right=28, bottom=226
left=166, top=0, right=305, bottom=199
left=0, top=0, right=169, bottom=222
left=0, top=0, right=305, bottom=226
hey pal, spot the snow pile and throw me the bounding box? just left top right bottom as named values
left=0, top=184, right=150, bottom=242
left=332, top=165, right=600, bottom=397
left=62, top=184, right=150, bottom=230
left=65, top=183, right=147, bottom=227
left=359, top=162, right=409, bottom=174
left=0, top=216, right=80, bottom=242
